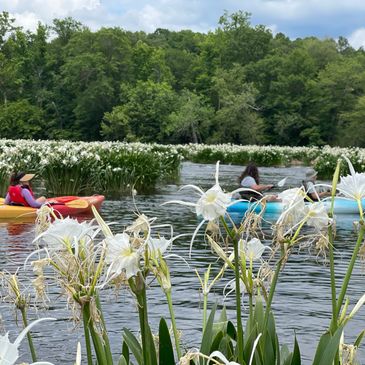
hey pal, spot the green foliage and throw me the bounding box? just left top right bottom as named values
left=2, top=11, right=365, bottom=146
left=0, top=100, right=45, bottom=139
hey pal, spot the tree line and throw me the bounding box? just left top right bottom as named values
left=1, top=10, right=365, bottom=146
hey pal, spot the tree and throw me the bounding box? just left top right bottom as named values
left=166, top=89, right=214, bottom=143
left=210, top=65, right=266, bottom=144
left=104, top=81, right=177, bottom=142
left=0, top=100, right=45, bottom=139
left=339, top=95, right=365, bottom=146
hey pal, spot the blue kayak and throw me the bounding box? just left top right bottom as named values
left=227, top=197, right=365, bottom=216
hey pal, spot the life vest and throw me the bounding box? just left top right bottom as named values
left=7, top=185, right=35, bottom=207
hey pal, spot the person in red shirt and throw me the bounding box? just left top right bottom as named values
left=5, top=172, right=46, bottom=208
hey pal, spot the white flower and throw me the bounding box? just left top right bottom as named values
left=105, top=233, right=140, bottom=279
left=195, top=184, right=231, bottom=221
left=162, top=161, right=239, bottom=255
left=147, top=236, right=171, bottom=256
left=337, top=156, right=365, bottom=201
left=34, top=217, right=97, bottom=252
left=276, top=188, right=306, bottom=232
left=305, top=202, right=330, bottom=231
left=163, top=161, right=232, bottom=222
left=239, top=238, right=266, bottom=261
left=0, top=318, right=55, bottom=365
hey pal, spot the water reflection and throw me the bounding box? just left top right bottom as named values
left=0, top=162, right=364, bottom=364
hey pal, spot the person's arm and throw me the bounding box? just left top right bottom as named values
left=251, top=183, right=274, bottom=192
left=4, top=193, right=10, bottom=204
left=22, top=189, right=43, bottom=208
left=241, top=176, right=273, bottom=192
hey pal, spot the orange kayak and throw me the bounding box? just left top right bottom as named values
left=0, top=195, right=105, bottom=219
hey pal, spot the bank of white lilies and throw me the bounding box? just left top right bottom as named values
left=0, top=139, right=365, bottom=197
left=1, top=156, right=365, bottom=364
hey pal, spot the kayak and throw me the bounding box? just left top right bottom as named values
left=0, top=195, right=105, bottom=219
left=227, top=197, right=365, bottom=217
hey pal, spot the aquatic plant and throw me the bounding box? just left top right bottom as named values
left=1, top=156, right=365, bottom=364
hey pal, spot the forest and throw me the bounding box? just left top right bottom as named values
left=0, top=10, right=365, bottom=147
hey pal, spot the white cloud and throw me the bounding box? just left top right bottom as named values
left=11, top=11, right=39, bottom=32
left=3, top=0, right=101, bottom=31
left=348, top=27, right=365, bottom=49
left=2, top=0, right=365, bottom=40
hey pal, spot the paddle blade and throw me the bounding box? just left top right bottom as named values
left=277, top=177, right=288, bottom=188
left=64, top=199, right=89, bottom=209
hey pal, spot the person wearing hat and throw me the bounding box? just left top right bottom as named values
left=302, top=169, right=331, bottom=201
left=4, top=172, right=46, bottom=208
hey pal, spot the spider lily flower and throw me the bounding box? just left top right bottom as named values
left=34, top=217, right=98, bottom=253
left=304, top=202, right=330, bottom=231
left=239, top=238, right=266, bottom=261
left=276, top=188, right=307, bottom=234
left=126, top=214, right=154, bottom=235
left=0, top=318, right=55, bottom=365
left=337, top=156, right=365, bottom=210
left=162, top=161, right=244, bottom=255
left=105, top=233, right=140, bottom=280
left=147, top=236, right=172, bottom=257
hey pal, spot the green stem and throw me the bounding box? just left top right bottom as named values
left=263, top=250, right=283, bottom=329
left=95, top=293, right=113, bottom=365
left=335, top=224, right=365, bottom=318
left=328, top=223, right=337, bottom=334
left=20, top=307, right=37, bottom=363
left=233, top=235, right=244, bottom=364
left=203, top=292, right=208, bottom=333
left=220, top=217, right=244, bottom=364
left=166, top=291, right=182, bottom=359
left=135, top=272, right=152, bottom=365
left=82, top=307, right=94, bottom=365
left=83, top=302, right=108, bottom=365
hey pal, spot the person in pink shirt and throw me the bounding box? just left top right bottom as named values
left=5, top=172, right=46, bottom=208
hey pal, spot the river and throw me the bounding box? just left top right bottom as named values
left=0, top=162, right=364, bottom=364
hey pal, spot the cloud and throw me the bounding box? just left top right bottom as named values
left=3, top=0, right=102, bottom=31
left=348, top=28, right=365, bottom=49
left=2, top=0, right=365, bottom=42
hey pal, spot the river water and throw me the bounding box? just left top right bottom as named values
left=0, top=162, right=364, bottom=364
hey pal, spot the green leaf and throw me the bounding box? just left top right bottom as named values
left=210, top=331, right=224, bottom=353
left=227, top=321, right=237, bottom=341
left=122, top=340, right=130, bottom=364
left=118, top=354, right=129, bottom=365
left=200, top=304, right=217, bottom=355
left=354, top=330, right=365, bottom=348
left=158, top=318, right=175, bottom=365
left=280, top=345, right=290, bottom=365
left=243, top=324, right=258, bottom=365
left=123, top=328, right=143, bottom=365
left=312, top=327, right=343, bottom=365
left=263, top=329, right=275, bottom=365
left=146, top=323, right=158, bottom=365
left=291, top=336, right=301, bottom=365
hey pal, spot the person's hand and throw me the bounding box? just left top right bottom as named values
left=266, top=184, right=274, bottom=190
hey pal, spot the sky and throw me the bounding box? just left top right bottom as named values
left=2, top=0, right=365, bottom=49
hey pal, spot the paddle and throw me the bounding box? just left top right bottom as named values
left=0, top=198, right=89, bottom=209
left=277, top=177, right=288, bottom=188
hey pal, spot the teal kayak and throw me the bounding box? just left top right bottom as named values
left=227, top=197, right=365, bottom=216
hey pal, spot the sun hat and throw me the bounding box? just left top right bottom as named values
left=19, top=173, right=36, bottom=182
left=305, top=169, right=318, bottom=180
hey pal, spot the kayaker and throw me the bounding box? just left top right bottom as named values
left=238, top=163, right=278, bottom=201
left=302, top=169, right=331, bottom=201
left=4, top=172, right=46, bottom=208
